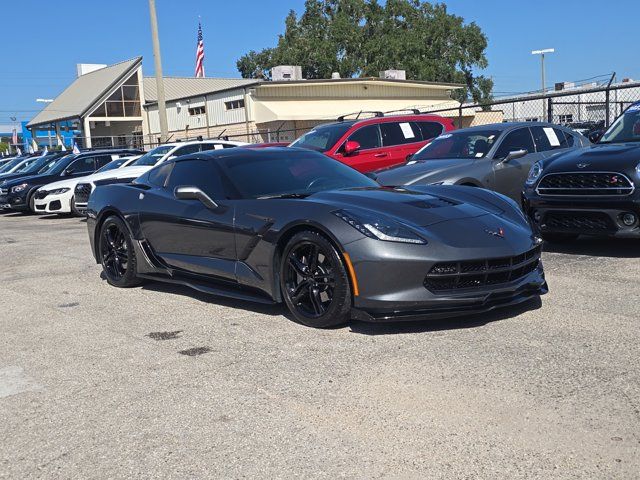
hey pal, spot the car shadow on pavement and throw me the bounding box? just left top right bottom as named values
left=349, top=296, right=543, bottom=335
left=543, top=237, right=640, bottom=258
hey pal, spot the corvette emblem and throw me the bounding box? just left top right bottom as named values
left=576, top=163, right=590, bottom=169
left=485, top=227, right=505, bottom=238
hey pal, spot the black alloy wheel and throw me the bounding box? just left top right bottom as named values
left=99, top=216, right=141, bottom=287
left=280, top=231, right=351, bottom=328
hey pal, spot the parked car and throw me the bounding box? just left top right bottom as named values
left=86, top=147, right=546, bottom=328
left=375, top=122, right=589, bottom=203
left=33, top=155, right=141, bottom=215
left=0, top=152, right=69, bottom=183
left=523, top=101, right=640, bottom=242
left=289, top=113, right=455, bottom=172
left=0, top=149, right=143, bottom=212
left=72, top=139, right=246, bottom=215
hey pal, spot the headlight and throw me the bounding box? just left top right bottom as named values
left=50, top=188, right=70, bottom=195
left=526, top=161, right=543, bottom=186
left=333, top=209, right=427, bottom=244
left=11, top=183, right=28, bottom=193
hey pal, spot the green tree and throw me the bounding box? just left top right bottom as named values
left=237, top=0, right=493, bottom=103
left=0, top=142, right=10, bottom=155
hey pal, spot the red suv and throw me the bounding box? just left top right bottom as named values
left=289, top=113, right=456, bottom=172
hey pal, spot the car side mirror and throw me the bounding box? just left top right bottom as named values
left=174, top=185, right=218, bottom=210
left=500, top=149, right=527, bottom=163
left=344, top=140, right=361, bottom=156
left=588, top=130, right=603, bottom=143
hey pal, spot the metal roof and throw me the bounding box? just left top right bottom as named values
left=27, top=57, right=142, bottom=128
left=143, top=77, right=260, bottom=104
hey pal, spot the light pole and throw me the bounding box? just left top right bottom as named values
left=148, top=0, right=169, bottom=144
left=532, top=48, right=554, bottom=122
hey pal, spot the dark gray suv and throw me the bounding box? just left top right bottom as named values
left=375, top=122, right=589, bottom=202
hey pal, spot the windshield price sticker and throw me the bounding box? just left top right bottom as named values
left=543, top=127, right=561, bottom=147
left=399, top=122, right=415, bottom=139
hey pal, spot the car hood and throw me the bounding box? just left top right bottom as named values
left=37, top=177, right=80, bottom=191
left=0, top=173, right=48, bottom=188
left=84, top=165, right=152, bottom=183
left=375, top=158, right=476, bottom=185
left=310, top=186, right=506, bottom=227
left=544, top=143, right=640, bottom=174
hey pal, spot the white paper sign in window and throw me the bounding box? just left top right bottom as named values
left=399, top=122, right=415, bottom=139
left=543, top=127, right=560, bottom=147
left=214, top=144, right=224, bottom=150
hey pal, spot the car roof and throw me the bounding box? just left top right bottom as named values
left=447, top=121, right=575, bottom=134
left=315, top=113, right=452, bottom=131
left=172, top=146, right=316, bottom=163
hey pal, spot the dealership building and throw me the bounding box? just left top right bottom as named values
left=27, top=57, right=486, bottom=148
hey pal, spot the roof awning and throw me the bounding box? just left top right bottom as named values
left=252, top=98, right=468, bottom=123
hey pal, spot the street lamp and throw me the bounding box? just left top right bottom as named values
left=532, top=48, right=554, bottom=121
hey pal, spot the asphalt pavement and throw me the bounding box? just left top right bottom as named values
left=1, top=212, right=639, bottom=479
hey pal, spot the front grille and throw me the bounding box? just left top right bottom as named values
left=424, top=246, right=542, bottom=292
left=544, top=211, right=615, bottom=232
left=537, top=172, right=634, bottom=196
left=74, top=183, right=92, bottom=204
left=34, top=190, right=48, bottom=200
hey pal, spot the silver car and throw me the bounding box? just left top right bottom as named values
left=375, top=122, right=589, bottom=202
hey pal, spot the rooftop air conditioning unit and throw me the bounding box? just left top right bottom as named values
left=271, top=65, right=303, bottom=81
left=379, top=69, right=406, bottom=80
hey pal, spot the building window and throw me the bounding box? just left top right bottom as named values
left=558, top=114, right=573, bottom=123
left=188, top=106, right=206, bottom=116
left=224, top=99, right=245, bottom=110
left=94, top=74, right=141, bottom=118
left=524, top=117, right=539, bottom=122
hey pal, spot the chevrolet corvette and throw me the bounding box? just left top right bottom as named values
left=86, top=147, right=547, bottom=328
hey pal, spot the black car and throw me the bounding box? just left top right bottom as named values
left=0, top=152, right=68, bottom=184
left=523, top=101, right=640, bottom=241
left=87, top=147, right=546, bottom=328
left=0, top=149, right=143, bottom=212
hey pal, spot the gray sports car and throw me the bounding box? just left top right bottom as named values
left=86, top=147, right=547, bottom=328
left=375, top=122, right=589, bottom=202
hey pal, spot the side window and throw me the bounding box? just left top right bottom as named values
left=418, top=121, right=444, bottom=140
left=380, top=122, right=419, bottom=146
left=554, top=128, right=573, bottom=148
left=67, top=156, right=96, bottom=174
left=166, top=160, right=224, bottom=198
left=172, top=144, right=202, bottom=158
left=494, top=128, right=535, bottom=159
left=347, top=125, right=381, bottom=150
left=95, top=155, right=114, bottom=169
left=201, top=143, right=227, bottom=151
left=148, top=162, right=173, bottom=187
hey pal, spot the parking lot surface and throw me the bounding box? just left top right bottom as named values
left=1, top=212, right=639, bottom=479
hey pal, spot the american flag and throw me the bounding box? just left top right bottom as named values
left=195, top=22, right=205, bottom=78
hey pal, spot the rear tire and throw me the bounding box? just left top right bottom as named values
left=98, top=215, right=142, bottom=288
left=280, top=231, right=352, bottom=328
left=542, top=232, right=579, bottom=243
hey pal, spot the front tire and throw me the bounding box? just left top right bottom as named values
left=98, top=216, right=142, bottom=287
left=280, top=231, right=352, bottom=328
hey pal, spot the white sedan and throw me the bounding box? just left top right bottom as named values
left=33, top=156, right=140, bottom=214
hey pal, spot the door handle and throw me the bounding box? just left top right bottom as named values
left=374, top=153, right=389, bottom=158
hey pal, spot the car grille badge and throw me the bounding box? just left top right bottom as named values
left=485, top=227, right=505, bottom=239
left=576, top=163, right=590, bottom=169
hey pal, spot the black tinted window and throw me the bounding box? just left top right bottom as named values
left=148, top=162, right=173, bottom=187
left=166, top=160, right=224, bottom=198
left=348, top=125, right=381, bottom=150
left=201, top=143, right=228, bottom=152
left=67, top=157, right=96, bottom=174
left=95, top=155, right=114, bottom=169
left=554, top=128, right=574, bottom=147
left=418, top=121, right=444, bottom=140
left=173, top=144, right=201, bottom=157
left=380, top=122, right=420, bottom=146
left=494, top=128, right=535, bottom=159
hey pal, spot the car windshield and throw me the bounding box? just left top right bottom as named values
left=0, top=158, right=23, bottom=173
left=13, top=158, right=38, bottom=172
left=37, top=155, right=70, bottom=174
left=599, top=105, right=640, bottom=144
left=22, top=155, right=59, bottom=174
left=132, top=145, right=173, bottom=166
left=289, top=123, right=352, bottom=152
left=97, top=158, right=128, bottom=173
left=413, top=129, right=502, bottom=160
left=216, top=151, right=378, bottom=199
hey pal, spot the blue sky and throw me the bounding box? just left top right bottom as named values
left=2, top=0, right=639, bottom=124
